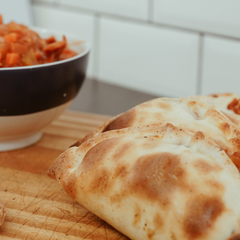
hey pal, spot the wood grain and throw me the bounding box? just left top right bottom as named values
left=0, top=111, right=129, bottom=240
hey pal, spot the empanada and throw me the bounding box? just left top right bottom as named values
left=76, top=98, right=240, bottom=170
left=48, top=124, right=240, bottom=240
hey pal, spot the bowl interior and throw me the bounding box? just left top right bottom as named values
left=31, top=26, right=90, bottom=57
left=0, top=26, right=90, bottom=71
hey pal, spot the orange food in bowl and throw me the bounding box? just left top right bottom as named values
left=0, top=15, right=77, bottom=67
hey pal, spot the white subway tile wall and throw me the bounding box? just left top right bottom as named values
left=99, top=17, right=198, bottom=97
left=60, top=0, right=149, bottom=20
left=153, top=0, right=240, bottom=39
left=1, top=0, right=32, bottom=25
left=34, top=0, right=55, bottom=3
left=202, top=36, right=240, bottom=95
left=31, top=0, right=240, bottom=97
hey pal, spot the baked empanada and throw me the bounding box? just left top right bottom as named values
left=76, top=98, right=240, bottom=171
left=48, top=124, right=240, bottom=240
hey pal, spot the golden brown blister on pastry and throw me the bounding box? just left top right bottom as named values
left=0, top=202, right=6, bottom=226
left=48, top=124, right=240, bottom=240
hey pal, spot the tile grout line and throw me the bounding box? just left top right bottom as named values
left=92, top=13, right=101, bottom=81
left=196, top=33, right=204, bottom=95
left=92, top=14, right=101, bottom=112
left=147, top=0, right=154, bottom=23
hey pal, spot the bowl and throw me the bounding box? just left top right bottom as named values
left=0, top=27, right=90, bottom=151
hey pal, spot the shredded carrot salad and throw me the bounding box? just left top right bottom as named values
left=0, top=15, right=77, bottom=67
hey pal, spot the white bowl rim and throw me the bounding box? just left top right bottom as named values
left=0, top=26, right=90, bottom=71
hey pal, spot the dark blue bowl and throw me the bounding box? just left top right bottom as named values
left=0, top=28, right=90, bottom=116
left=0, top=27, right=90, bottom=151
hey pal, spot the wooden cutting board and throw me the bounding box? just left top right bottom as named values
left=0, top=111, right=129, bottom=240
